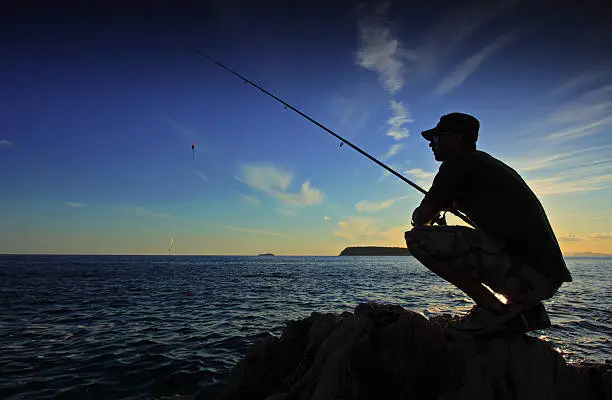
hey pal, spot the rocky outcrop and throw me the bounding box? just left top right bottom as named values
left=220, top=302, right=611, bottom=400
left=339, top=247, right=412, bottom=256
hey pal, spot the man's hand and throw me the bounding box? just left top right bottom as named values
left=411, top=201, right=444, bottom=226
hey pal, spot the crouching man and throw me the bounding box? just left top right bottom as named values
left=405, top=112, right=572, bottom=335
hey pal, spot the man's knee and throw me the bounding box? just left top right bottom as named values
left=405, top=227, right=427, bottom=246
left=405, top=228, right=434, bottom=263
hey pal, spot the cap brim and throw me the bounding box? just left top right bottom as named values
left=421, top=127, right=440, bottom=141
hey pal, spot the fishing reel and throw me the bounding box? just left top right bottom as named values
left=432, top=211, right=447, bottom=226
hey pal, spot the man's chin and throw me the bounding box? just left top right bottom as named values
left=433, top=153, right=444, bottom=161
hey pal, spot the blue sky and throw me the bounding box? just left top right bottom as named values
left=1, top=0, right=611, bottom=255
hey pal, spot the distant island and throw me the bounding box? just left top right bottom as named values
left=258, top=253, right=275, bottom=256
left=339, top=246, right=411, bottom=256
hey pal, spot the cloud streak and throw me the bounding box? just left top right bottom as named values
left=328, top=85, right=376, bottom=134
left=525, top=161, right=612, bottom=196
left=545, top=70, right=612, bottom=100
left=403, top=168, right=436, bottom=191
left=386, top=100, right=412, bottom=140
left=435, top=29, right=521, bottom=95
left=236, top=163, right=324, bottom=207
left=405, top=168, right=435, bottom=180
left=508, top=144, right=612, bottom=197
left=194, top=170, right=210, bottom=183
left=222, top=225, right=282, bottom=236
left=355, top=0, right=522, bottom=93
left=355, top=195, right=409, bottom=212
left=543, top=115, right=612, bottom=141
left=511, top=145, right=612, bottom=172
left=355, top=1, right=415, bottom=94
left=332, top=216, right=406, bottom=246
left=65, top=202, right=85, bottom=208
left=415, top=0, right=523, bottom=75
left=558, top=233, right=612, bottom=242
left=164, top=116, right=210, bottom=156
left=240, top=194, right=261, bottom=205
left=382, top=143, right=404, bottom=160
left=131, top=206, right=171, bottom=219
left=533, top=78, right=612, bottom=142
left=0, top=140, right=12, bottom=146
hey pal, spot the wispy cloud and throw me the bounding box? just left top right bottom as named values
left=332, top=216, right=406, bottom=246
left=276, top=208, right=297, bottom=217
left=403, top=168, right=436, bottom=191
left=386, top=100, right=412, bottom=140
left=221, top=225, right=282, bottom=236
left=328, top=84, right=377, bottom=134
left=377, top=170, right=392, bottom=183
left=532, top=77, right=612, bottom=142
left=0, top=140, right=12, bottom=146
left=525, top=162, right=612, bottom=196
left=543, top=115, right=612, bottom=141
left=382, top=143, right=404, bottom=160
left=507, top=144, right=612, bottom=197
left=131, top=206, right=171, bottom=219
left=511, top=145, right=612, bottom=172
left=550, top=99, right=612, bottom=125
left=355, top=1, right=416, bottom=94
left=240, top=194, right=261, bottom=206
left=274, top=181, right=324, bottom=206
left=558, top=233, right=612, bottom=242
left=355, top=195, right=409, bottom=212
left=163, top=115, right=210, bottom=155
left=545, top=70, right=612, bottom=100
left=376, top=161, right=420, bottom=184
left=236, top=163, right=324, bottom=207
left=356, top=0, right=522, bottom=93
left=194, top=170, right=210, bottom=183
left=415, top=0, right=523, bottom=76
left=164, top=116, right=199, bottom=141
left=64, top=202, right=85, bottom=208
left=435, top=29, right=521, bottom=95
left=405, top=168, right=435, bottom=180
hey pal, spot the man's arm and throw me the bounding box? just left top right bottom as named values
left=411, top=200, right=444, bottom=226
left=411, top=159, right=465, bottom=227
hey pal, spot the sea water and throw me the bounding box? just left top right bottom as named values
left=1, top=255, right=610, bottom=399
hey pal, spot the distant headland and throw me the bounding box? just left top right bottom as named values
left=339, top=246, right=411, bottom=256
left=258, top=253, right=275, bottom=256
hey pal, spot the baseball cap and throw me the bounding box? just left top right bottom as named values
left=421, top=112, right=480, bottom=142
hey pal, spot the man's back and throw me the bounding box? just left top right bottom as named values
left=425, top=150, right=572, bottom=283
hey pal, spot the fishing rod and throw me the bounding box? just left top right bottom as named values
left=187, top=45, right=475, bottom=228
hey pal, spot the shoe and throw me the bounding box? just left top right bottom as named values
left=447, top=304, right=521, bottom=333
left=505, top=303, right=551, bottom=333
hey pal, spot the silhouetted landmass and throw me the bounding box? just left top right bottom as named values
left=339, top=246, right=411, bottom=256
left=258, top=253, right=275, bottom=256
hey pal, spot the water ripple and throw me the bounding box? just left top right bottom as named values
left=0, top=255, right=610, bottom=399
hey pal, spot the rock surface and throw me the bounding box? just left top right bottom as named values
left=220, top=302, right=611, bottom=400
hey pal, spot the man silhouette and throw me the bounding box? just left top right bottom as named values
left=405, top=112, right=572, bottom=334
